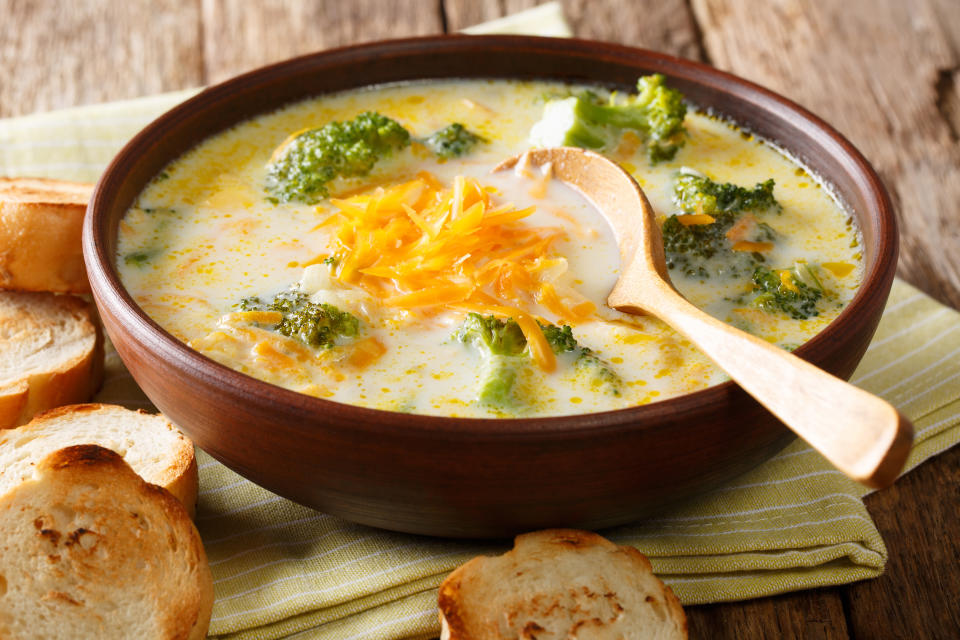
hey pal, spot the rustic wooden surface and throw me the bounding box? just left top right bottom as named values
left=1, top=0, right=957, bottom=637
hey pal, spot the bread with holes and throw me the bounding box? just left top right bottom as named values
left=438, top=528, right=687, bottom=640
left=0, top=291, right=103, bottom=429
left=0, top=177, right=93, bottom=294
left=0, top=403, right=197, bottom=517
left=0, top=445, right=213, bottom=640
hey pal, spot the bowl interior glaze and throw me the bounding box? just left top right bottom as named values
left=83, top=36, right=897, bottom=537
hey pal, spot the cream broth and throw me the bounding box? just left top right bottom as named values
left=117, top=79, right=862, bottom=417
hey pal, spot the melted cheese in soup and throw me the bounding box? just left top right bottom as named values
left=117, top=79, right=862, bottom=417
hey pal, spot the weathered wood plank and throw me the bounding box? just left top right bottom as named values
left=0, top=0, right=203, bottom=118
left=849, top=446, right=960, bottom=638
left=201, top=0, right=444, bottom=84
left=690, top=0, right=960, bottom=309
left=687, top=588, right=850, bottom=639
left=443, top=0, right=704, bottom=59
left=442, top=0, right=539, bottom=32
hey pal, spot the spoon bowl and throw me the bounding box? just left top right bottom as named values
left=496, top=147, right=913, bottom=488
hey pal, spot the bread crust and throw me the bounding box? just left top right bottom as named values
left=0, top=177, right=93, bottom=294
left=0, top=444, right=213, bottom=639
left=439, top=529, right=688, bottom=640
left=1, top=403, right=199, bottom=517
left=0, top=292, right=103, bottom=429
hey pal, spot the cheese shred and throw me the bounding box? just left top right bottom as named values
left=325, top=173, right=594, bottom=370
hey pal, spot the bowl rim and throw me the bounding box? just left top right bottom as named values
left=83, top=34, right=898, bottom=440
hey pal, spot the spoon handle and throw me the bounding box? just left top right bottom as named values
left=612, top=280, right=913, bottom=489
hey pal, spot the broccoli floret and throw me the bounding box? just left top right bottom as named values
left=661, top=171, right=782, bottom=278
left=455, top=314, right=625, bottom=409
left=750, top=263, right=824, bottom=319
left=529, top=74, right=688, bottom=163
left=123, top=249, right=159, bottom=268
left=454, top=313, right=528, bottom=408
left=540, top=323, right=579, bottom=354
left=238, top=290, right=359, bottom=348
left=540, top=322, right=623, bottom=397
left=661, top=212, right=738, bottom=276
left=423, top=123, right=485, bottom=158
left=265, top=111, right=411, bottom=204
left=529, top=95, right=611, bottom=150
left=634, top=73, right=689, bottom=162
left=574, top=351, right=623, bottom=396
left=673, top=172, right=780, bottom=216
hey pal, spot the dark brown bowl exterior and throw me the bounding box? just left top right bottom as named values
left=82, top=36, right=898, bottom=537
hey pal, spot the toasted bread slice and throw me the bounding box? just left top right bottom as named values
left=439, top=529, right=687, bottom=640
left=0, top=404, right=198, bottom=517
left=0, top=177, right=93, bottom=294
left=0, top=445, right=213, bottom=640
left=0, top=291, right=103, bottom=429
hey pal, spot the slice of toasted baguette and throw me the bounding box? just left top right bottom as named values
left=0, top=291, right=103, bottom=429
left=0, top=404, right=198, bottom=517
left=439, top=529, right=687, bottom=640
left=0, top=445, right=213, bottom=640
left=0, top=177, right=93, bottom=294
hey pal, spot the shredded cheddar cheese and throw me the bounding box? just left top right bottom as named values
left=676, top=213, right=716, bottom=226
left=731, top=240, right=774, bottom=253
left=322, top=174, right=598, bottom=370
left=779, top=270, right=799, bottom=292
left=822, top=262, right=855, bottom=278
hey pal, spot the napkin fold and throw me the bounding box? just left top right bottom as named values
left=2, top=4, right=958, bottom=639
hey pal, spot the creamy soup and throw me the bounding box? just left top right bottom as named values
left=117, top=79, right=862, bottom=417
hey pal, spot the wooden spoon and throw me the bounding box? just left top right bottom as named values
left=495, top=147, right=913, bottom=489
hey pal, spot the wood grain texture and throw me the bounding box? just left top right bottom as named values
left=201, top=0, right=443, bottom=84
left=442, top=0, right=539, bottom=31
left=687, top=588, right=850, bottom=639
left=443, top=0, right=704, bottom=59
left=690, top=0, right=960, bottom=310
left=0, top=0, right=202, bottom=118
left=852, top=446, right=960, bottom=639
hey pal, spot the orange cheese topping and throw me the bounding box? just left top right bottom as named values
left=822, top=261, right=855, bottom=278
left=324, top=173, right=596, bottom=370
left=676, top=213, right=716, bottom=226
left=731, top=240, right=775, bottom=253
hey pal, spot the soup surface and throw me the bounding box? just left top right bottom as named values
left=117, top=79, right=862, bottom=417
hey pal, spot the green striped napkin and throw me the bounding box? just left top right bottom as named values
left=2, top=4, right=958, bottom=638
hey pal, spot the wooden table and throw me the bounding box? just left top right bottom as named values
left=2, top=1, right=957, bottom=637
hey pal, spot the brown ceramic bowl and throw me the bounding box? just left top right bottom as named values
left=83, top=36, right=897, bottom=537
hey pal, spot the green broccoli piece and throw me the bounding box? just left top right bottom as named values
left=673, top=172, right=780, bottom=216
left=540, top=322, right=623, bottom=397
left=529, top=95, right=611, bottom=150
left=423, top=123, right=485, bottom=158
left=750, top=263, right=824, bottom=319
left=634, top=73, right=689, bottom=162
left=454, top=313, right=529, bottom=408
left=574, top=351, right=623, bottom=396
left=123, top=248, right=160, bottom=268
left=238, top=290, right=359, bottom=348
left=455, top=315, right=625, bottom=409
left=661, top=170, right=782, bottom=278
left=265, top=111, right=411, bottom=204
left=539, top=322, right=579, bottom=354
left=661, top=213, right=739, bottom=278
left=529, top=74, right=688, bottom=162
